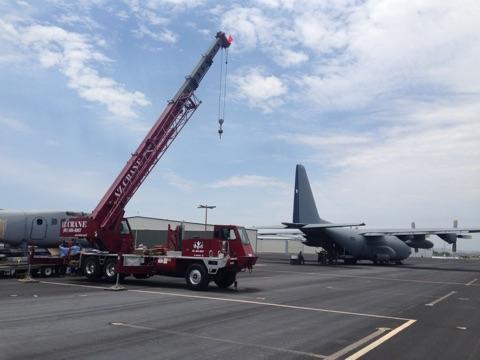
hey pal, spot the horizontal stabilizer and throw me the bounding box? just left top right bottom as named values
left=282, top=222, right=307, bottom=229
left=283, top=222, right=365, bottom=229
left=252, top=225, right=286, bottom=230
left=257, top=235, right=305, bottom=241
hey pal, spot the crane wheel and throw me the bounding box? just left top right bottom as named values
left=214, top=269, right=236, bottom=289
left=42, top=266, right=54, bottom=277
left=185, top=263, right=209, bottom=291
left=83, top=257, right=102, bottom=281
left=103, top=258, right=118, bottom=282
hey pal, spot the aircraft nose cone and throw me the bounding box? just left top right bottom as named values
left=398, top=241, right=412, bottom=259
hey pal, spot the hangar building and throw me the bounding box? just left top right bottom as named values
left=127, top=216, right=258, bottom=249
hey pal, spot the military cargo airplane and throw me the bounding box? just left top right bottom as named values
left=262, top=164, right=480, bottom=264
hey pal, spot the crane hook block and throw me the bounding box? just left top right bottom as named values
left=218, top=118, right=224, bottom=139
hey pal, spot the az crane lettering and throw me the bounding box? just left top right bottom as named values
left=114, top=158, right=144, bottom=198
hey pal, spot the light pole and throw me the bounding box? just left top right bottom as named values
left=198, top=204, right=216, bottom=231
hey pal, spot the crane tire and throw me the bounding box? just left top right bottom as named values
left=83, top=257, right=102, bottom=281
left=185, top=263, right=209, bottom=291
left=214, top=269, right=236, bottom=289
left=42, top=266, right=54, bottom=277
left=103, top=258, right=118, bottom=282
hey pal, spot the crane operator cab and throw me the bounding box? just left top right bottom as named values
left=213, top=225, right=257, bottom=270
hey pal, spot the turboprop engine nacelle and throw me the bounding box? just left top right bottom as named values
left=405, top=239, right=434, bottom=249
left=437, top=233, right=457, bottom=244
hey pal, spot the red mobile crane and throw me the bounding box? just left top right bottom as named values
left=30, top=32, right=257, bottom=290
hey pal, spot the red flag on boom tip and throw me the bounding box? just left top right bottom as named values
left=227, top=35, right=233, bottom=44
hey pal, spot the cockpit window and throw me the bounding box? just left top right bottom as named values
left=119, top=220, right=130, bottom=235
left=239, top=227, right=251, bottom=245
left=214, top=228, right=236, bottom=240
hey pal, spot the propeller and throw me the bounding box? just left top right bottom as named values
left=452, top=219, right=458, bottom=252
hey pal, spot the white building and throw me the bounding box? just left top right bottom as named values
left=126, top=216, right=258, bottom=249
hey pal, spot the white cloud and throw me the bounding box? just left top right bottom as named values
left=221, top=7, right=273, bottom=51
left=281, top=133, right=371, bottom=147
left=161, top=171, right=194, bottom=192
left=231, top=67, right=287, bottom=112
left=0, top=116, right=30, bottom=132
left=133, top=24, right=177, bottom=44
left=125, top=0, right=204, bottom=44
left=298, top=1, right=480, bottom=109
left=276, top=48, right=309, bottom=67
left=0, top=20, right=150, bottom=122
left=55, top=14, right=102, bottom=30
left=220, top=1, right=480, bottom=112
left=209, top=175, right=288, bottom=189
left=144, top=0, right=205, bottom=10
left=221, top=6, right=306, bottom=68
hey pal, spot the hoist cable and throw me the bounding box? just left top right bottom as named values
left=221, top=48, right=229, bottom=121
left=217, top=48, right=224, bottom=122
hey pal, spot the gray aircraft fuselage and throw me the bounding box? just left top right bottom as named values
left=301, top=227, right=412, bottom=262
left=0, top=210, right=87, bottom=249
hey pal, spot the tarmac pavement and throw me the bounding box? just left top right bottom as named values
left=0, top=256, right=479, bottom=359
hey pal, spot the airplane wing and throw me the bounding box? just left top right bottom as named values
left=361, top=227, right=480, bottom=237
left=256, top=228, right=305, bottom=242
left=256, top=234, right=306, bottom=241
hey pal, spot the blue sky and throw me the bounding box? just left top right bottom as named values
left=1, top=0, right=480, bottom=250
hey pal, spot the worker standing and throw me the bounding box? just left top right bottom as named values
left=298, top=251, right=305, bottom=265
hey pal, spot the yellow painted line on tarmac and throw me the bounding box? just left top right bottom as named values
left=325, top=327, right=390, bottom=360
left=345, top=319, right=417, bottom=360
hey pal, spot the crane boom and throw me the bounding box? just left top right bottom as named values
left=61, top=32, right=232, bottom=252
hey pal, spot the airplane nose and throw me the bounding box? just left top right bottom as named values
left=399, top=241, right=411, bottom=258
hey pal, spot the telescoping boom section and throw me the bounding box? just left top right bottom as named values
left=60, top=32, right=232, bottom=253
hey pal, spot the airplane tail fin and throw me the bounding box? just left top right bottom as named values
left=293, top=164, right=329, bottom=224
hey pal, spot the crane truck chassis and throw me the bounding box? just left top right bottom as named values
left=28, top=223, right=256, bottom=290
left=26, top=32, right=258, bottom=290
left=80, top=223, right=256, bottom=290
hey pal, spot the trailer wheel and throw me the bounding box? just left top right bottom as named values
left=214, top=270, right=236, bottom=289
left=103, top=259, right=118, bottom=282
left=185, top=263, right=209, bottom=291
left=83, top=257, right=102, bottom=281
left=42, top=266, right=54, bottom=277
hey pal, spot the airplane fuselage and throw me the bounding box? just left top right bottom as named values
left=0, top=210, right=87, bottom=249
left=302, top=227, right=412, bottom=262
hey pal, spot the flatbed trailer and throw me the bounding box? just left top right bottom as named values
left=1, top=255, right=67, bottom=278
